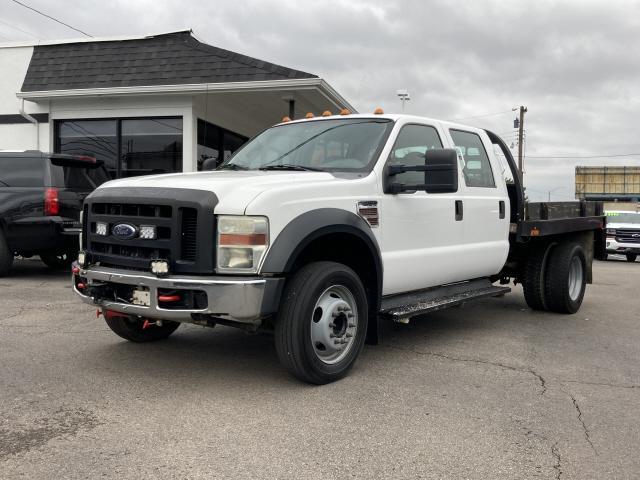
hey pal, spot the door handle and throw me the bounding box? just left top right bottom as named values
left=455, top=200, right=463, bottom=221
left=499, top=200, right=505, bottom=219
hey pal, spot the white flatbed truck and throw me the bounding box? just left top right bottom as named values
left=72, top=112, right=604, bottom=383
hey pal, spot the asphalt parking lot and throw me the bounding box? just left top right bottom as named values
left=1, top=258, right=639, bottom=479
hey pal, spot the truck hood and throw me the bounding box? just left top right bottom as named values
left=98, top=170, right=346, bottom=214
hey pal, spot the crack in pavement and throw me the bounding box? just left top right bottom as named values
left=562, top=379, right=639, bottom=390
left=385, top=344, right=547, bottom=395
left=561, top=388, right=598, bottom=455
left=0, top=306, right=27, bottom=321
left=551, top=442, right=562, bottom=480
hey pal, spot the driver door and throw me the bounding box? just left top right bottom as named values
left=377, top=123, right=465, bottom=295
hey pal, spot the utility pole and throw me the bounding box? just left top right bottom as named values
left=515, top=105, right=527, bottom=183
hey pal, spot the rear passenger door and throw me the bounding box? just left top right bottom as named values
left=446, top=129, right=510, bottom=278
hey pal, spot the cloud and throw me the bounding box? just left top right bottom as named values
left=2, top=0, right=639, bottom=200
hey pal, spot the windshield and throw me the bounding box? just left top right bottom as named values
left=221, top=118, right=393, bottom=172
left=606, top=211, right=640, bottom=225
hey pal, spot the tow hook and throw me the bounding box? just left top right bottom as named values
left=142, top=319, right=163, bottom=329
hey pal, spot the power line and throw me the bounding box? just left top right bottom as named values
left=0, top=17, right=40, bottom=39
left=449, top=110, right=513, bottom=121
left=10, top=0, right=92, bottom=37
left=527, top=153, right=640, bottom=159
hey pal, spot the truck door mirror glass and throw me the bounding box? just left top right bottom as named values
left=423, top=149, right=458, bottom=194
left=384, top=148, right=458, bottom=194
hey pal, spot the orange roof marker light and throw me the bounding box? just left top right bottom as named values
left=305, top=112, right=315, bottom=119
left=281, top=116, right=291, bottom=123
left=374, top=107, right=384, bottom=115
left=321, top=110, right=332, bottom=117
left=340, top=108, right=351, bottom=115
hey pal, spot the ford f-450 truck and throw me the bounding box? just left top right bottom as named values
left=72, top=113, right=604, bottom=384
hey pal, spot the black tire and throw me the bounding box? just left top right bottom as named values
left=522, top=243, right=554, bottom=311
left=104, top=313, right=180, bottom=342
left=626, top=254, right=637, bottom=263
left=40, top=249, right=77, bottom=270
left=274, top=261, right=368, bottom=384
left=544, top=242, right=587, bottom=314
left=0, top=230, right=13, bottom=277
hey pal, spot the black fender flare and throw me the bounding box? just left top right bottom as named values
left=261, top=207, right=383, bottom=315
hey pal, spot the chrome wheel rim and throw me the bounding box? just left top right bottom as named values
left=568, top=256, right=583, bottom=301
left=310, top=285, right=358, bottom=365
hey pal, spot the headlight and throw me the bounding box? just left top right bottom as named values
left=216, top=216, right=269, bottom=274
left=606, top=228, right=616, bottom=235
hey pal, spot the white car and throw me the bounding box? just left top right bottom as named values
left=72, top=113, right=604, bottom=383
left=604, top=211, right=640, bottom=262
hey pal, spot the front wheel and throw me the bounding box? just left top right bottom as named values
left=626, top=254, right=637, bottom=263
left=104, top=312, right=180, bottom=342
left=40, top=249, right=76, bottom=270
left=275, top=261, right=368, bottom=384
left=0, top=230, right=13, bottom=277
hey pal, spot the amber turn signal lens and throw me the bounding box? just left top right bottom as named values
left=305, top=112, right=314, bottom=118
left=321, top=110, right=332, bottom=117
left=281, top=116, right=291, bottom=122
left=374, top=107, right=384, bottom=114
left=219, top=233, right=267, bottom=246
left=340, top=109, right=350, bottom=115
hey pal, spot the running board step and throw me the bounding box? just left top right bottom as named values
left=380, top=279, right=511, bottom=322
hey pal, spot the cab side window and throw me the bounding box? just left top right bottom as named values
left=388, top=124, right=443, bottom=185
left=450, top=130, right=496, bottom=188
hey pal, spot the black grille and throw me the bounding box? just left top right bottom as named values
left=92, top=202, right=172, bottom=218
left=180, top=208, right=198, bottom=261
left=615, top=229, right=640, bottom=244
left=83, top=187, right=218, bottom=274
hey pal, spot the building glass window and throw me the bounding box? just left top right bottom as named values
left=121, top=118, right=182, bottom=177
left=197, top=119, right=248, bottom=170
left=57, top=120, right=118, bottom=177
left=56, top=117, right=182, bottom=179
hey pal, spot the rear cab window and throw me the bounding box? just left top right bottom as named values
left=0, top=156, right=45, bottom=187
left=449, top=129, right=496, bottom=188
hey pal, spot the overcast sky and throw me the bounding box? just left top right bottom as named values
left=2, top=0, right=639, bottom=200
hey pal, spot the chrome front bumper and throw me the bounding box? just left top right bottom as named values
left=72, top=263, right=284, bottom=325
left=606, top=238, right=640, bottom=254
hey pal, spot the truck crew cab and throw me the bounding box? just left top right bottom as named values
left=72, top=112, right=603, bottom=384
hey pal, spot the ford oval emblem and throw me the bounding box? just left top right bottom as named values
left=112, top=223, right=138, bottom=240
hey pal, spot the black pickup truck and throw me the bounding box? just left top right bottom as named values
left=0, top=152, right=109, bottom=275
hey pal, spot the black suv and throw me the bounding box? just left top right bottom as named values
left=0, top=151, right=109, bottom=276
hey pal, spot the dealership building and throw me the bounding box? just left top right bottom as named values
left=0, top=30, right=354, bottom=177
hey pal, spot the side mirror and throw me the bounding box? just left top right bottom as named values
left=201, top=157, right=218, bottom=171
left=385, top=148, right=458, bottom=194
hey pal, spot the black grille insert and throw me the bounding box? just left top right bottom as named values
left=180, top=208, right=198, bottom=261
left=92, top=202, right=172, bottom=218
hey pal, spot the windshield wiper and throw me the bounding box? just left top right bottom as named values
left=218, top=163, right=248, bottom=170
left=259, top=164, right=323, bottom=172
